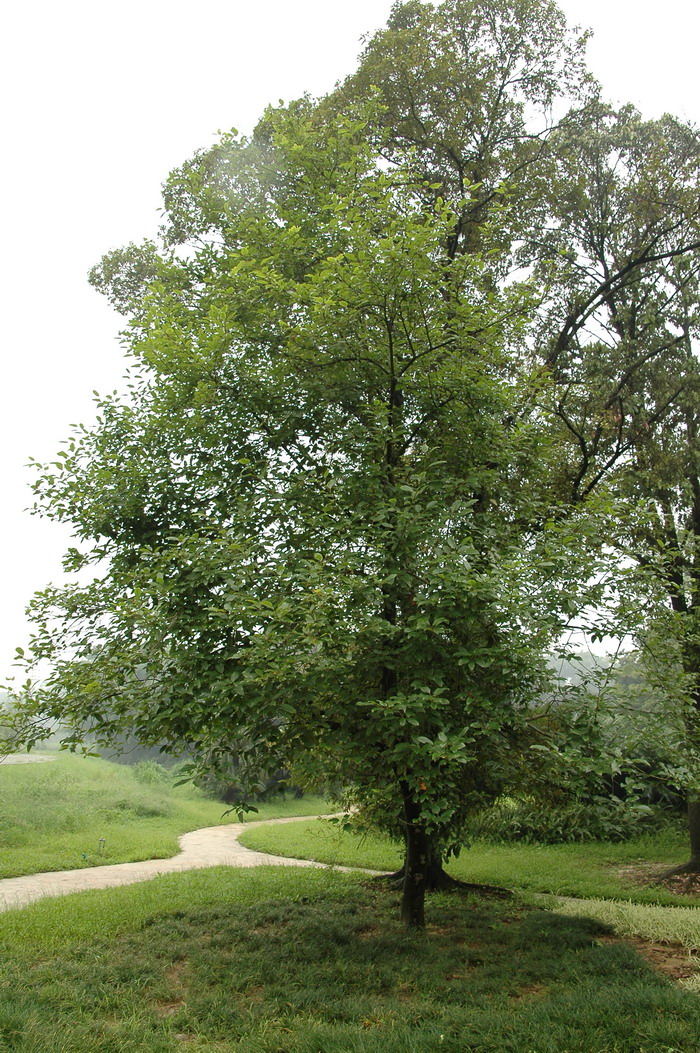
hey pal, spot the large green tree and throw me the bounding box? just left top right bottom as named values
left=9, top=91, right=605, bottom=926
left=327, top=4, right=700, bottom=873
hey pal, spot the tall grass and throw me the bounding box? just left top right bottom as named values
left=0, top=753, right=327, bottom=877
left=550, top=896, right=700, bottom=951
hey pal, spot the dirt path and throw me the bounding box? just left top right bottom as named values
left=0, top=816, right=376, bottom=913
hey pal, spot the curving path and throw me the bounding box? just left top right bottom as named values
left=0, top=815, right=375, bottom=914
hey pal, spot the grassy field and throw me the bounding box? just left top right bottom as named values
left=3, top=758, right=700, bottom=1051
left=0, top=752, right=327, bottom=878
left=239, top=818, right=698, bottom=907
left=2, top=867, right=700, bottom=1052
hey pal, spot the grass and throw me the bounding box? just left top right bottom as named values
left=3, top=759, right=700, bottom=1049
left=0, top=865, right=355, bottom=955
left=0, top=752, right=327, bottom=878
left=2, top=868, right=700, bottom=1052
left=239, top=818, right=699, bottom=907
left=549, top=896, right=700, bottom=951
left=240, top=818, right=700, bottom=969
left=4, top=775, right=698, bottom=1044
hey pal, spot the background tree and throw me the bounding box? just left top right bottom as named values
left=526, top=100, right=700, bottom=868
left=325, top=0, right=591, bottom=266
left=612, top=373, right=700, bottom=873
left=531, top=102, right=700, bottom=497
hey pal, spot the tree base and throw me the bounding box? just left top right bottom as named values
left=660, top=858, right=700, bottom=879
left=377, top=865, right=512, bottom=898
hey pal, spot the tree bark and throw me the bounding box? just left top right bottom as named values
left=400, top=788, right=429, bottom=928
left=384, top=839, right=512, bottom=898
left=665, top=795, right=700, bottom=876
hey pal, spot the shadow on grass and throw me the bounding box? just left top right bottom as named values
left=2, top=882, right=700, bottom=1052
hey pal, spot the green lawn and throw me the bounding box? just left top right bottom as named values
left=239, top=817, right=699, bottom=907
left=2, top=867, right=700, bottom=1053
left=0, top=752, right=327, bottom=878
left=3, top=759, right=700, bottom=1050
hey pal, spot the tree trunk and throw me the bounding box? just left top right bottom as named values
left=400, top=790, right=429, bottom=928
left=388, top=846, right=473, bottom=890
left=678, top=794, right=700, bottom=873
left=384, top=839, right=512, bottom=897
left=663, top=794, right=700, bottom=877
left=426, top=848, right=462, bottom=890
left=688, top=796, right=700, bottom=870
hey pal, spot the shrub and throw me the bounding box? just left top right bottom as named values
left=470, top=793, right=677, bottom=844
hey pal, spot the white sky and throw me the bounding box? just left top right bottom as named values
left=1, top=0, right=698, bottom=682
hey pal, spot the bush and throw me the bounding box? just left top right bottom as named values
left=197, top=766, right=304, bottom=805
left=470, top=793, right=676, bottom=844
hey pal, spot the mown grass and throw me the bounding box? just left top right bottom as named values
left=0, top=866, right=354, bottom=955
left=2, top=867, right=700, bottom=1053
left=239, top=818, right=699, bottom=907
left=3, top=760, right=700, bottom=1049
left=0, top=753, right=327, bottom=878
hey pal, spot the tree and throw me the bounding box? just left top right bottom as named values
left=6, top=87, right=608, bottom=927
left=326, top=3, right=700, bottom=873
left=329, top=0, right=589, bottom=229
left=612, top=374, right=700, bottom=873
left=526, top=101, right=700, bottom=868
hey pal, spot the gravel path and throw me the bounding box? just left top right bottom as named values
left=0, top=815, right=374, bottom=913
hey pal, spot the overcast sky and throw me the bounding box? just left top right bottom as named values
left=1, top=0, right=698, bottom=683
